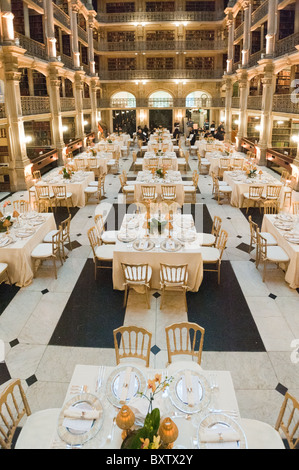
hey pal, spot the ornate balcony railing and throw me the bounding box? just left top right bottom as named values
left=15, top=32, right=47, bottom=61
left=274, top=32, right=299, bottom=58
left=99, top=69, right=224, bottom=81
left=247, top=95, right=263, bottom=110
left=251, top=0, right=269, bottom=27
left=53, top=3, right=70, bottom=29
left=78, top=25, right=88, bottom=44
left=245, top=49, right=266, bottom=68
left=231, top=97, right=240, bottom=108
left=234, top=23, right=244, bottom=42
left=95, top=39, right=227, bottom=52
left=83, top=98, right=91, bottom=110
left=98, top=97, right=225, bottom=108
left=96, top=11, right=225, bottom=24
left=21, top=96, right=51, bottom=116
left=61, top=97, right=75, bottom=112
left=272, top=94, right=299, bottom=114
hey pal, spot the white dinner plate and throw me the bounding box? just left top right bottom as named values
left=106, top=365, right=147, bottom=408
left=197, top=413, right=247, bottom=449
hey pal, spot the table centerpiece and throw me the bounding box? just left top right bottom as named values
left=120, top=374, right=175, bottom=450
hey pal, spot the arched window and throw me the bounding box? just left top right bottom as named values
left=186, top=91, right=211, bottom=108
left=111, top=91, right=136, bottom=108
left=149, top=91, right=173, bottom=107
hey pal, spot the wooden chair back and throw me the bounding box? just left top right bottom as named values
left=275, top=392, right=299, bottom=449
left=265, top=185, right=282, bottom=199
left=121, top=263, right=150, bottom=284
left=12, top=200, right=30, bottom=213
left=0, top=379, right=31, bottom=449
left=263, top=200, right=278, bottom=214
left=165, top=321, right=205, bottom=365
left=113, top=326, right=152, bottom=367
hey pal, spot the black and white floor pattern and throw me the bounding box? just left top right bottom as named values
left=0, top=146, right=299, bottom=434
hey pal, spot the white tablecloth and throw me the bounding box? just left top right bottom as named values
left=72, top=154, right=108, bottom=175
left=35, top=169, right=95, bottom=208
left=0, top=213, right=56, bottom=287
left=206, top=152, right=247, bottom=175
left=132, top=171, right=185, bottom=206
left=261, top=214, right=299, bottom=289
left=223, top=171, right=284, bottom=208
left=15, top=362, right=241, bottom=449
left=143, top=152, right=178, bottom=171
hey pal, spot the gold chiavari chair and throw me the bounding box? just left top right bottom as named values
left=113, top=325, right=152, bottom=368
left=12, top=200, right=30, bottom=213
left=256, top=229, right=289, bottom=282
left=243, top=185, right=264, bottom=213
left=211, top=171, right=229, bottom=195
left=141, top=185, right=157, bottom=203
left=240, top=391, right=299, bottom=449
left=161, top=185, right=177, bottom=203
left=0, top=263, right=11, bottom=285
left=218, top=158, right=230, bottom=178
left=263, top=185, right=282, bottom=203
left=0, top=379, right=60, bottom=449
left=35, top=185, right=55, bottom=212
left=32, top=170, right=42, bottom=181
left=95, top=213, right=118, bottom=244
left=230, top=158, right=244, bottom=171
left=263, top=200, right=279, bottom=214
left=31, top=228, right=63, bottom=279
left=43, top=214, right=72, bottom=261
left=200, top=229, right=228, bottom=284
left=282, top=176, right=296, bottom=208
left=198, top=154, right=211, bottom=175
left=119, top=174, right=135, bottom=201
left=293, top=201, right=299, bottom=215
left=132, top=150, right=143, bottom=172
left=198, top=215, right=222, bottom=247
left=160, top=263, right=189, bottom=312
left=213, top=178, right=232, bottom=204
left=161, top=158, right=173, bottom=171
left=184, top=171, right=199, bottom=203
left=75, top=159, right=87, bottom=171
left=121, top=263, right=152, bottom=308
left=87, top=226, right=115, bottom=280
left=280, top=170, right=291, bottom=184
left=84, top=178, right=103, bottom=204
left=248, top=215, right=277, bottom=265
left=165, top=321, right=205, bottom=366
left=52, top=185, right=73, bottom=213
left=86, top=157, right=99, bottom=177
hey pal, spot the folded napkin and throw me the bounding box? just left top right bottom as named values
left=139, top=240, right=148, bottom=250
left=199, top=425, right=240, bottom=446
left=119, top=367, right=133, bottom=404
left=166, top=239, right=175, bottom=250
left=63, top=408, right=101, bottom=420
left=0, top=237, right=10, bottom=247
left=184, top=371, right=194, bottom=407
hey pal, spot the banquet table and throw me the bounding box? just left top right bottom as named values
left=131, top=171, right=185, bottom=206
left=0, top=213, right=56, bottom=287
left=112, top=212, right=205, bottom=292
left=35, top=168, right=95, bottom=208
left=223, top=171, right=284, bottom=208
left=261, top=214, right=299, bottom=289
left=193, top=140, right=225, bottom=156
left=143, top=152, right=178, bottom=171
left=205, top=152, right=247, bottom=175
left=72, top=153, right=109, bottom=174
left=16, top=361, right=249, bottom=450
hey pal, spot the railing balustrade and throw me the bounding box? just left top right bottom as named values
left=21, top=96, right=51, bottom=116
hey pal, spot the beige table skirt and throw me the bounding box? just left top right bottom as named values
left=261, top=214, right=299, bottom=289
left=113, top=248, right=203, bottom=292
left=0, top=213, right=56, bottom=287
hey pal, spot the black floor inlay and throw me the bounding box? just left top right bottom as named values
left=53, top=207, right=80, bottom=228
left=241, top=207, right=263, bottom=229
left=0, top=283, right=20, bottom=316
left=187, top=261, right=266, bottom=352
left=49, top=259, right=125, bottom=348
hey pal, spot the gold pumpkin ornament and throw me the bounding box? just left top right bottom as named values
left=116, top=405, right=135, bottom=440
left=158, top=417, right=178, bottom=449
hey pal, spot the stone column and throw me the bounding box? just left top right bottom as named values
left=90, top=77, right=100, bottom=141
left=236, top=70, right=249, bottom=149
left=74, top=71, right=85, bottom=142
left=266, top=0, right=278, bottom=56
left=87, top=12, right=96, bottom=75
left=242, top=1, right=252, bottom=67
left=69, top=1, right=80, bottom=68
left=226, top=12, right=235, bottom=74
left=224, top=76, right=233, bottom=142
left=43, top=0, right=57, bottom=59
left=256, top=61, right=276, bottom=165
left=2, top=46, right=31, bottom=191
left=48, top=63, right=65, bottom=164
left=1, top=11, right=15, bottom=43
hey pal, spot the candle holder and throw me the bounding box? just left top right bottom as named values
left=158, top=417, right=179, bottom=449
left=116, top=405, right=135, bottom=440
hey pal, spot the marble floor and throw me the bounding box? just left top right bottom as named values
left=0, top=143, right=299, bottom=437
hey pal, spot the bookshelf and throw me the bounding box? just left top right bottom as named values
left=275, top=70, right=291, bottom=95
left=107, top=31, right=135, bottom=42
left=146, top=2, right=175, bottom=12
left=33, top=71, right=48, bottom=97
left=106, top=2, right=135, bottom=13
left=29, top=13, right=44, bottom=45
left=185, top=56, right=214, bottom=70
left=108, top=58, right=136, bottom=70
left=278, top=9, right=295, bottom=40
left=24, top=121, right=52, bottom=147
left=146, top=30, right=175, bottom=41
left=247, top=116, right=260, bottom=143
left=11, top=0, right=25, bottom=35
left=146, top=57, right=175, bottom=69
left=185, top=30, right=215, bottom=41
left=185, top=1, right=215, bottom=11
